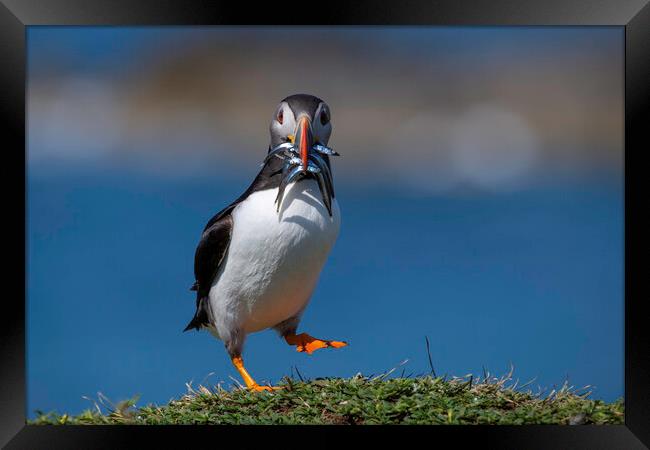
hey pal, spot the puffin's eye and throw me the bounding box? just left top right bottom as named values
left=320, top=110, right=329, bottom=126
left=277, top=109, right=284, bottom=124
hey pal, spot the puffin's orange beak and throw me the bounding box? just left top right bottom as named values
left=296, top=116, right=313, bottom=173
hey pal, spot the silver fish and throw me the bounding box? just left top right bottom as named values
left=307, top=162, right=321, bottom=173
left=271, top=142, right=297, bottom=153
left=287, top=156, right=302, bottom=166
left=313, top=144, right=340, bottom=156
left=286, top=158, right=318, bottom=172
left=275, top=165, right=304, bottom=212
left=264, top=142, right=297, bottom=164
left=308, top=153, right=335, bottom=198
left=314, top=169, right=333, bottom=216
left=271, top=145, right=337, bottom=216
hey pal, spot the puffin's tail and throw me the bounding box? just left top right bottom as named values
left=183, top=295, right=211, bottom=332
left=183, top=317, right=201, bottom=332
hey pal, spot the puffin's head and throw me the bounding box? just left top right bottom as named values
left=266, top=94, right=339, bottom=215
left=269, top=94, right=332, bottom=169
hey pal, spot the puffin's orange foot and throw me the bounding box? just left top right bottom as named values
left=249, top=384, right=282, bottom=392
left=231, top=355, right=281, bottom=392
left=284, top=332, right=348, bottom=355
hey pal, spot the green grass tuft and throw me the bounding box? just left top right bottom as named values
left=30, top=371, right=624, bottom=425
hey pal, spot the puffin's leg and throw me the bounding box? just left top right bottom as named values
left=273, top=314, right=347, bottom=355
left=283, top=333, right=348, bottom=355
left=225, top=330, right=279, bottom=392
left=230, top=355, right=279, bottom=392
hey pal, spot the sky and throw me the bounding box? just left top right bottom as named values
left=26, top=26, right=623, bottom=417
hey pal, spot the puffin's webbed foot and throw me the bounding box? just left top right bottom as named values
left=231, top=355, right=281, bottom=392
left=250, top=384, right=281, bottom=392
left=284, top=332, right=348, bottom=355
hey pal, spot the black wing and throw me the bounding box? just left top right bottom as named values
left=184, top=152, right=286, bottom=332
left=183, top=205, right=234, bottom=332
left=194, top=209, right=234, bottom=295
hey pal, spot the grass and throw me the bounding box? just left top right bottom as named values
left=30, top=367, right=624, bottom=425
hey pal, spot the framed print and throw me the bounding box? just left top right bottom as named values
left=1, top=1, right=648, bottom=448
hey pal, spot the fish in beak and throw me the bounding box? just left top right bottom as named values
left=267, top=112, right=339, bottom=216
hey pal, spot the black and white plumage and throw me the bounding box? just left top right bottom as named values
left=184, top=94, right=343, bottom=390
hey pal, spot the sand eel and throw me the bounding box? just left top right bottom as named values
left=184, top=94, right=346, bottom=391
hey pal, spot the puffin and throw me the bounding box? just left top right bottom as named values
left=184, top=94, right=346, bottom=391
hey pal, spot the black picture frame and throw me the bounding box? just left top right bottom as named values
left=1, top=1, right=648, bottom=448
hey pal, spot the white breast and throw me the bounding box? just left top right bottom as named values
left=208, top=178, right=341, bottom=338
